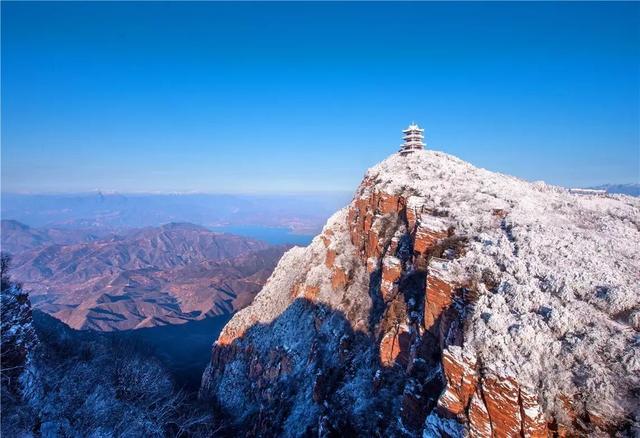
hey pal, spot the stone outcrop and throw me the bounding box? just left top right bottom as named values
left=468, top=391, right=493, bottom=437
left=380, top=256, right=402, bottom=300
left=379, top=324, right=411, bottom=367
left=202, top=172, right=553, bottom=436
left=436, top=346, right=550, bottom=438
left=331, top=267, right=348, bottom=290
left=438, top=347, right=479, bottom=417
left=414, top=222, right=448, bottom=255
left=200, top=150, right=640, bottom=437
left=424, top=274, right=455, bottom=332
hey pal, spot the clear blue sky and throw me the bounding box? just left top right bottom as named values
left=2, top=1, right=638, bottom=193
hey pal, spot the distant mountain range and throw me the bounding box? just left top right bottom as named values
left=1, top=220, right=287, bottom=331
left=0, top=219, right=115, bottom=254
left=0, top=192, right=351, bottom=235
left=587, top=183, right=639, bottom=197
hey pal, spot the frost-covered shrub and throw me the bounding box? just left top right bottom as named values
left=1, top=253, right=40, bottom=436
left=1, top=255, right=222, bottom=437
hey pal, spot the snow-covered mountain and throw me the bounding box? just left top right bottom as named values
left=589, top=183, right=640, bottom=197
left=200, top=149, right=640, bottom=436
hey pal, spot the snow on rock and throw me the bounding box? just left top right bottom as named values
left=367, top=150, right=640, bottom=432
left=381, top=256, right=402, bottom=300
left=200, top=149, right=640, bottom=437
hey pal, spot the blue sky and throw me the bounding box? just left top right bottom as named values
left=2, top=1, right=638, bottom=193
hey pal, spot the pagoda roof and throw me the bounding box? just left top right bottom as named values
left=403, top=123, right=424, bottom=133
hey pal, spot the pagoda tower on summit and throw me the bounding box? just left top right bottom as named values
left=399, top=123, right=425, bottom=154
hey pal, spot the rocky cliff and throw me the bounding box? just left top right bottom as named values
left=200, top=150, right=640, bottom=437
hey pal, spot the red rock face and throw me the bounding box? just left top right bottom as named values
left=379, top=325, right=411, bottom=367
left=381, top=257, right=402, bottom=282
left=216, top=329, right=241, bottom=347
left=325, top=249, right=336, bottom=268
left=520, top=387, right=548, bottom=438
left=414, top=224, right=447, bottom=256
left=482, top=375, right=523, bottom=437
left=303, top=285, right=320, bottom=301
left=366, top=257, right=379, bottom=273
left=438, top=348, right=478, bottom=416
left=406, top=200, right=420, bottom=232
left=321, top=229, right=334, bottom=247
left=290, top=282, right=301, bottom=298
left=324, top=243, right=348, bottom=291
left=468, top=392, right=493, bottom=437
left=347, top=179, right=406, bottom=260
left=438, top=346, right=549, bottom=438
left=290, top=282, right=320, bottom=301
left=424, top=274, right=454, bottom=332
left=381, top=256, right=402, bottom=300
left=379, top=192, right=405, bottom=215
left=331, top=267, right=348, bottom=290
left=550, top=394, right=584, bottom=437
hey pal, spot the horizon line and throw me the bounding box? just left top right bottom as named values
left=0, top=189, right=355, bottom=197
left=2, top=182, right=639, bottom=197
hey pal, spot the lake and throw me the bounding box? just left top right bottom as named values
left=210, top=225, right=315, bottom=246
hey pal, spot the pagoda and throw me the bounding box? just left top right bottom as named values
left=399, top=123, right=425, bottom=154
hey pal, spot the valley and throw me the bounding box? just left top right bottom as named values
left=1, top=220, right=291, bottom=331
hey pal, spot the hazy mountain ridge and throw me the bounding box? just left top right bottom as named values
left=1, top=219, right=115, bottom=254
left=1, top=192, right=351, bottom=235
left=1, top=221, right=287, bottom=331
left=588, top=183, right=640, bottom=197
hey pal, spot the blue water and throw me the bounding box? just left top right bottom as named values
left=210, top=225, right=314, bottom=246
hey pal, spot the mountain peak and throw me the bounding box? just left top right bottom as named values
left=201, top=150, right=640, bottom=436
left=1, top=219, right=31, bottom=231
